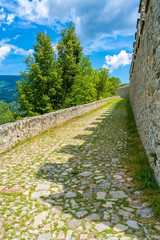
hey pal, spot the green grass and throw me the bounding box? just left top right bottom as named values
left=124, top=99, right=160, bottom=219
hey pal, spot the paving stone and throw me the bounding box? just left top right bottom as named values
left=42, top=223, right=51, bottom=230
left=66, top=191, right=77, bottom=198
left=120, top=237, right=131, bottom=240
left=83, top=191, right=92, bottom=200
left=1, top=186, right=24, bottom=194
left=155, top=225, right=160, bottom=231
left=103, top=212, right=110, bottom=220
left=107, top=237, right=119, bottom=240
left=111, top=214, right=120, bottom=224
left=110, top=191, right=128, bottom=199
left=77, top=226, right=83, bottom=231
left=119, top=209, right=132, bottom=218
left=57, top=221, right=64, bottom=228
left=113, top=175, right=122, bottom=179
left=95, top=222, right=110, bottom=232
left=99, top=183, right=111, bottom=188
left=96, top=191, right=106, bottom=199
left=80, top=234, right=88, bottom=239
left=134, top=191, right=142, bottom=196
left=103, top=202, right=113, bottom=208
left=107, top=175, right=112, bottom=181
left=52, top=206, right=62, bottom=213
left=57, top=231, right=65, bottom=239
left=85, top=222, right=91, bottom=229
left=67, top=219, right=82, bottom=229
left=38, top=233, right=51, bottom=240
left=126, top=220, right=139, bottom=229
left=123, top=207, right=134, bottom=212
left=33, top=211, right=49, bottom=228
left=66, top=230, right=73, bottom=240
left=31, top=190, right=50, bottom=199
left=62, top=213, right=72, bottom=219
left=86, top=214, right=100, bottom=220
left=79, top=171, right=92, bottom=177
left=137, top=208, right=153, bottom=218
left=93, top=202, right=100, bottom=208
left=113, top=224, right=128, bottom=232
left=36, top=183, right=50, bottom=191
left=76, top=211, right=88, bottom=218
left=94, top=175, right=104, bottom=179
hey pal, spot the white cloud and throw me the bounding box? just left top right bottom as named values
left=13, top=34, right=20, bottom=40
left=6, top=13, right=15, bottom=25
left=103, top=50, right=132, bottom=72
left=0, top=7, right=6, bottom=22
left=12, top=45, right=33, bottom=55
left=0, top=7, right=15, bottom=25
left=84, top=37, right=133, bottom=54
left=0, top=0, right=139, bottom=41
left=51, top=43, right=58, bottom=53
left=0, top=38, right=33, bottom=63
left=0, top=45, right=11, bottom=63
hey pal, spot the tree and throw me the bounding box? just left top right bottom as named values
left=63, top=56, right=97, bottom=107
left=0, top=102, right=14, bottom=125
left=16, top=32, right=62, bottom=115
left=57, top=22, right=83, bottom=101
left=106, top=76, right=120, bottom=96
left=96, top=68, right=110, bottom=100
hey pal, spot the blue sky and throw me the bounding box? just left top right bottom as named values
left=0, top=0, right=139, bottom=83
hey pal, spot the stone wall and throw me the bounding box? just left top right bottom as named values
left=130, top=0, right=160, bottom=185
left=0, top=96, right=118, bottom=153
left=117, top=85, right=130, bottom=98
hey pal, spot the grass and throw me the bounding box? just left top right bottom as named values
left=124, top=99, right=160, bottom=219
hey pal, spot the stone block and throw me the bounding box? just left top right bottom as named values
left=156, top=146, right=160, bottom=159
left=158, top=132, right=160, bottom=142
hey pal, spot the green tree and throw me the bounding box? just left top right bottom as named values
left=63, top=57, right=97, bottom=107
left=96, top=68, right=110, bottom=100
left=16, top=32, right=62, bottom=115
left=106, top=76, right=120, bottom=96
left=0, top=102, right=14, bottom=125
left=57, top=22, right=83, bottom=101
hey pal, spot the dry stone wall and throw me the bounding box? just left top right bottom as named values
left=117, top=85, right=130, bottom=98
left=130, top=0, right=160, bottom=185
left=0, top=96, right=118, bottom=153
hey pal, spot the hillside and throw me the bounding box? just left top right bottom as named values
left=0, top=75, right=21, bottom=104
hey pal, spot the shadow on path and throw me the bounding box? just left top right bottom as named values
left=35, top=100, right=144, bottom=238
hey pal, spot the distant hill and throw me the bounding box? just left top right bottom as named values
left=0, top=75, right=22, bottom=104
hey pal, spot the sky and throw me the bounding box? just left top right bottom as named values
left=0, top=0, right=140, bottom=83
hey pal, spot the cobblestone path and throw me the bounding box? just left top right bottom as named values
left=0, top=99, right=160, bottom=240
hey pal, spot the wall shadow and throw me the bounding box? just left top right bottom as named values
left=35, top=101, right=136, bottom=236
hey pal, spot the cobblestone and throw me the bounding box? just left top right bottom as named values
left=0, top=99, right=159, bottom=239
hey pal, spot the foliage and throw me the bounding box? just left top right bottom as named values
left=106, top=76, right=120, bottom=96
left=57, top=22, right=83, bottom=100
left=16, top=32, right=62, bottom=115
left=96, top=68, right=110, bottom=100
left=15, top=23, right=120, bottom=117
left=0, top=102, right=15, bottom=125
left=63, top=56, right=97, bottom=107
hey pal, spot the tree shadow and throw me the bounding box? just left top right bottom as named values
left=35, top=101, right=142, bottom=236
